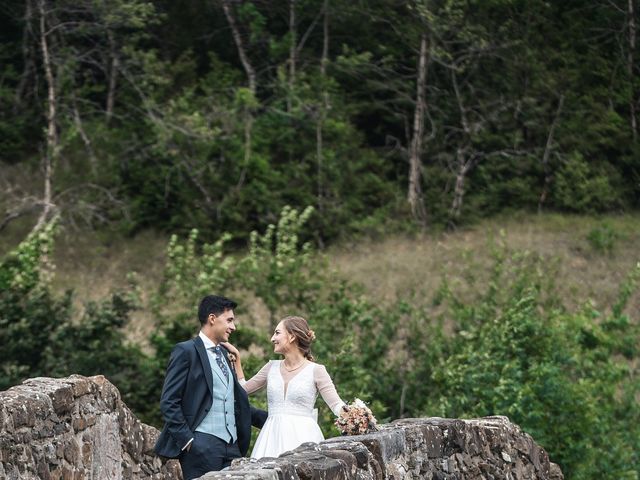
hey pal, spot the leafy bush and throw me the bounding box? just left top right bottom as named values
left=153, top=205, right=320, bottom=332
left=0, top=224, right=162, bottom=423
left=0, top=222, right=63, bottom=389
left=553, top=152, right=622, bottom=213
left=586, top=221, right=619, bottom=254
left=425, top=252, right=640, bottom=480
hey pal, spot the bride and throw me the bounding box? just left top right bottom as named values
left=223, top=315, right=345, bottom=458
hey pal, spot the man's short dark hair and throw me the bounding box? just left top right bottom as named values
left=198, top=295, right=238, bottom=325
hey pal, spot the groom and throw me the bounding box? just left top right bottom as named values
left=154, top=295, right=267, bottom=479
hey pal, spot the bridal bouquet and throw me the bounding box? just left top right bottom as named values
left=335, top=398, right=378, bottom=435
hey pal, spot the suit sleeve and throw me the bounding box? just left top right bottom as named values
left=250, top=406, right=268, bottom=429
left=159, top=344, right=195, bottom=449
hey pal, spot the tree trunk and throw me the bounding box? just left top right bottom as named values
left=449, top=149, right=472, bottom=220
left=316, top=0, right=329, bottom=210
left=106, top=29, right=119, bottom=124
left=72, top=93, right=98, bottom=174
left=35, top=0, right=57, bottom=230
left=14, top=0, right=34, bottom=113
left=288, top=0, right=297, bottom=113
left=220, top=0, right=256, bottom=95
left=320, top=0, right=329, bottom=80
left=538, top=94, right=564, bottom=212
left=407, top=32, right=429, bottom=225
left=220, top=0, right=256, bottom=190
left=628, top=0, right=637, bottom=141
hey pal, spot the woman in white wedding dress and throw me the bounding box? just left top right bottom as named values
left=223, top=315, right=345, bottom=459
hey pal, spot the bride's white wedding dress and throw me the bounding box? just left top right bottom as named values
left=242, top=360, right=345, bottom=459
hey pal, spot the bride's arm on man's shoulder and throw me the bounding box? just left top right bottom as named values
left=221, top=341, right=270, bottom=394
left=314, top=364, right=346, bottom=415
left=243, top=362, right=271, bottom=394
left=221, top=341, right=246, bottom=380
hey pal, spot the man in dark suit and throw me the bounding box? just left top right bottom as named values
left=154, top=295, right=267, bottom=479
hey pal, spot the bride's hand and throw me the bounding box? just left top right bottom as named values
left=221, top=341, right=240, bottom=357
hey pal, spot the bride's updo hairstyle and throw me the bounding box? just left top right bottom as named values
left=282, top=315, right=316, bottom=361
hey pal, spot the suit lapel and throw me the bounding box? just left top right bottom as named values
left=194, top=337, right=215, bottom=396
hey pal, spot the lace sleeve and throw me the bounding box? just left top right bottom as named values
left=314, top=364, right=346, bottom=415
left=242, top=361, right=272, bottom=394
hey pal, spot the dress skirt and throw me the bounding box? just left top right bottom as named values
left=251, top=409, right=323, bottom=459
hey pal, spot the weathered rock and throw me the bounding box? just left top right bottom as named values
left=0, top=375, right=177, bottom=479
left=1, top=376, right=563, bottom=480
left=202, top=416, right=563, bottom=480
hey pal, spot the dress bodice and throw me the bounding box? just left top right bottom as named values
left=267, top=360, right=317, bottom=417
left=245, top=359, right=346, bottom=459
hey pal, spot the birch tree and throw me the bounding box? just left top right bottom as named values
left=407, top=32, right=429, bottom=224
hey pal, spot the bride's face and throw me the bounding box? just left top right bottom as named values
left=271, top=321, right=295, bottom=354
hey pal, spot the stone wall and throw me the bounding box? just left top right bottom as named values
left=0, top=375, right=563, bottom=480
left=201, top=417, right=564, bottom=480
left=0, top=375, right=179, bottom=479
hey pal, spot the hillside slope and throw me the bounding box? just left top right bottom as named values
left=2, top=212, right=638, bottom=340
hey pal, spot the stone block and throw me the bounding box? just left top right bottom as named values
left=37, top=456, right=52, bottom=480
left=320, top=448, right=358, bottom=476
left=226, top=458, right=300, bottom=479
left=72, top=416, right=88, bottom=431
left=49, top=384, right=75, bottom=416
left=63, top=438, right=80, bottom=464
left=285, top=451, right=347, bottom=480
left=67, top=375, right=94, bottom=397
left=201, top=469, right=283, bottom=480
left=356, top=428, right=406, bottom=478
left=0, top=435, right=12, bottom=462
left=321, top=439, right=373, bottom=469
left=8, top=393, right=48, bottom=428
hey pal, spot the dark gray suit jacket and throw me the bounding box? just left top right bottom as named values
left=154, top=336, right=266, bottom=458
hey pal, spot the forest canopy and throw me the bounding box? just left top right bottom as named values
left=1, top=0, right=638, bottom=240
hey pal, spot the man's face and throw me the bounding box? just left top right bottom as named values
left=210, top=309, right=236, bottom=343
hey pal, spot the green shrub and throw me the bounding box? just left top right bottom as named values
left=0, top=224, right=162, bottom=424
left=586, top=221, right=619, bottom=254
left=553, top=152, right=622, bottom=213
left=425, top=253, right=640, bottom=480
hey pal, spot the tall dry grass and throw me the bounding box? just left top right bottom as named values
left=327, top=213, right=640, bottom=318
left=2, top=212, right=638, bottom=343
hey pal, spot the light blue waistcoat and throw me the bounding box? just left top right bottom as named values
left=195, top=348, right=237, bottom=442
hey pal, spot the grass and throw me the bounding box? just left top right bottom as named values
left=2, top=212, right=639, bottom=344
left=326, top=212, right=640, bottom=319
left=50, top=228, right=168, bottom=345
